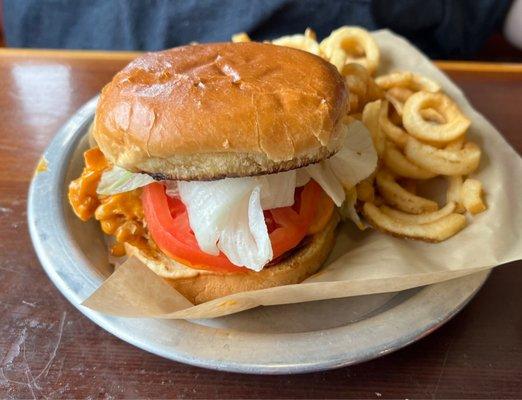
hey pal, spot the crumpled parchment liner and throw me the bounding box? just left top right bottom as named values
left=82, top=30, right=522, bottom=319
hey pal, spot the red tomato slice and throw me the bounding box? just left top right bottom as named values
left=269, top=181, right=321, bottom=258
left=142, top=180, right=323, bottom=273
left=142, top=182, right=244, bottom=273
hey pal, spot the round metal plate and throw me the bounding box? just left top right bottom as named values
left=28, top=97, right=489, bottom=374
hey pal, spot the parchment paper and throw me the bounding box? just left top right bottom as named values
left=83, top=30, right=522, bottom=319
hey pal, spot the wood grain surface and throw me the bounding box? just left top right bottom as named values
left=0, top=51, right=521, bottom=399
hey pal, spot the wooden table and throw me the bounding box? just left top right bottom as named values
left=0, top=49, right=521, bottom=399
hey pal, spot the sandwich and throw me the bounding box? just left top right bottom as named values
left=68, top=42, right=377, bottom=304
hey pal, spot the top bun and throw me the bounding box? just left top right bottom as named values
left=93, top=42, right=347, bottom=180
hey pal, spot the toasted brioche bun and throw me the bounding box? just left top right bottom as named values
left=93, top=42, right=347, bottom=180
left=126, top=213, right=339, bottom=304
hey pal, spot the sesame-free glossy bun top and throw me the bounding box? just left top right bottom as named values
left=93, top=42, right=347, bottom=180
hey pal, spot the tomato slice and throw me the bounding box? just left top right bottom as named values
left=142, top=180, right=324, bottom=273
left=269, top=181, right=321, bottom=259
left=142, top=182, right=243, bottom=273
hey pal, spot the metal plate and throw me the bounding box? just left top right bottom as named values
left=28, top=97, right=490, bottom=374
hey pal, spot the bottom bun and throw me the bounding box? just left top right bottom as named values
left=127, top=213, right=340, bottom=304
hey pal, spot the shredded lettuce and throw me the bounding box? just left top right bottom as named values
left=96, top=166, right=155, bottom=195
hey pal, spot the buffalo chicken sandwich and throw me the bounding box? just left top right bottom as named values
left=68, top=42, right=377, bottom=304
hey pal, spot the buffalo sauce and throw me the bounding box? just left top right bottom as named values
left=68, top=148, right=152, bottom=257
left=68, top=148, right=108, bottom=221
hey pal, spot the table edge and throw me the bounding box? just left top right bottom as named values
left=0, top=48, right=521, bottom=73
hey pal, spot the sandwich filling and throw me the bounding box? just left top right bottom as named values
left=69, top=121, right=377, bottom=273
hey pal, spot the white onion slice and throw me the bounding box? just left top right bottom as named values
left=178, top=178, right=255, bottom=256
left=305, top=162, right=346, bottom=206
left=329, top=120, right=378, bottom=190
left=296, top=169, right=311, bottom=187
left=257, top=170, right=296, bottom=209
left=178, top=175, right=285, bottom=270
left=217, top=187, right=272, bottom=271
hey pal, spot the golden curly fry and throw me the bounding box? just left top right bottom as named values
left=304, top=27, right=317, bottom=40
left=231, top=32, right=251, bottom=43
left=380, top=202, right=457, bottom=225
left=343, top=63, right=383, bottom=114
left=375, top=71, right=440, bottom=92
left=383, top=142, right=436, bottom=179
left=379, top=100, right=409, bottom=148
left=384, top=86, right=414, bottom=116
left=462, top=179, right=487, bottom=214
left=445, top=136, right=466, bottom=151
left=375, top=170, right=439, bottom=214
left=272, top=33, right=321, bottom=55
left=446, top=175, right=466, bottom=213
left=356, top=178, right=375, bottom=202
left=363, top=202, right=466, bottom=242
left=403, top=91, right=470, bottom=142
left=400, top=178, right=417, bottom=194
left=420, top=108, right=446, bottom=124
left=362, top=100, right=386, bottom=157
left=404, top=137, right=481, bottom=176
left=320, top=26, right=380, bottom=74
left=329, top=47, right=348, bottom=72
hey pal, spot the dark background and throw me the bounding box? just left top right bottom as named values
left=0, top=0, right=521, bottom=61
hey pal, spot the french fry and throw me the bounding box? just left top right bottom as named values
left=343, top=63, right=383, bottom=113
left=383, top=142, right=437, bottom=179
left=327, top=47, right=347, bottom=72
left=400, top=179, right=417, bottom=194
left=462, top=179, right=487, bottom=214
left=304, top=27, right=317, bottom=40
left=375, top=170, right=438, bottom=214
left=356, top=177, right=375, bottom=202
left=373, top=195, right=385, bottom=206
left=366, top=77, right=384, bottom=103
left=375, top=71, right=440, bottom=92
left=404, top=137, right=481, bottom=176
left=272, top=33, right=321, bottom=55
left=379, top=101, right=409, bottom=148
left=384, top=86, right=414, bottom=116
left=363, top=202, right=466, bottom=242
left=231, top=32, right=251, bottom=43
left=380, top=202, right=457, bottom=224
left=385, top=93, right=405, bottom=116
left=446, top=175, right=466, bottom=213
left=420, top=108, right=446, bottom=124
left=362, top=100, right=386, bottom=157
left=320, top=26, right=380, bottom=74
left=403, top=91, right=470, bottom=143
left=445, top=136, right=466, bottom=151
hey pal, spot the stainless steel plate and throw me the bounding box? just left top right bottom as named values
left=28, top=97, right=490, bottom=374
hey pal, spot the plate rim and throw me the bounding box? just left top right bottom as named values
left=28, top=97, right=490, bottom=374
